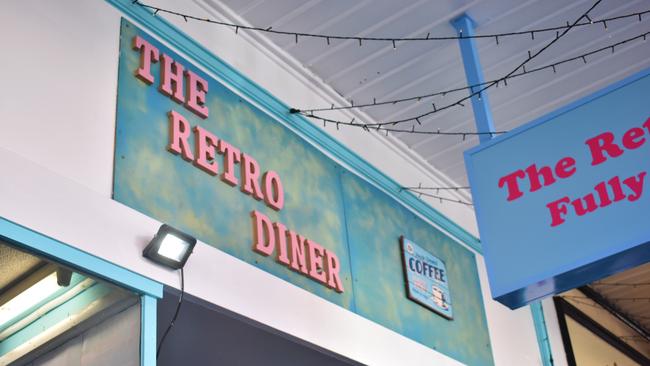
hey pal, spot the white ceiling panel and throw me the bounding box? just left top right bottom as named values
left=213, top=0, right=650, bottom=188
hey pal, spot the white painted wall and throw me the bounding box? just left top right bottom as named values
left=0, top=0, right=549, bottom=365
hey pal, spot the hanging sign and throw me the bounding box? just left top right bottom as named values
left=401, top=237, right=453, bottom=319
left=465, top=69, right=650, bottom=309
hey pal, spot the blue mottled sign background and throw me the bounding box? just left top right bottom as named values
left=114, top=19, right=493, bottom=365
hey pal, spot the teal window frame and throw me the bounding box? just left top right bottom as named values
left=0, top=216, right=163, bottom=366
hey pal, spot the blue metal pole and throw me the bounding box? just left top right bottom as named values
left=141, top=295, right=158, bottom=366
left=531, top=301, right=554, bottom=366
left=451, top=14, right=496, bottom=143
left=452, top=14, right=553, bottom=366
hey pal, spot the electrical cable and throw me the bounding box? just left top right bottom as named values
left=131, top=0, right=648, bottom=43
left=592, top=281, right=650, bottom=287
left=405, top=190, right=473, bottom=206
left=293, top=31, right=650, bottom=114
left=297, top=0, right=605, bottom=133
left=400, top=186, right=471, bottom=191
left=130, top=0, right=641, bottom=138
left=156, top=268, right=185, bottom=359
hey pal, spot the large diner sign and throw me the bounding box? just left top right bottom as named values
left=113, top=19, right=494, bottom=365
left=465, top=69, right=650, bottom=309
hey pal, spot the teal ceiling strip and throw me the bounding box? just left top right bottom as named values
left=531, top=301, right=554, bottom=366
left=140, top=295, right=157, bottom=366
left=0, top=217, right=163, bottom=298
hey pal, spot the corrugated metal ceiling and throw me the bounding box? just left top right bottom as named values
left=212, top=0, right=650, bottom=187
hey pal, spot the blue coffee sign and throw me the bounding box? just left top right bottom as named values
left=401, top=237, right=453, bottom=319
left=465, top=69, right=650, bottom=309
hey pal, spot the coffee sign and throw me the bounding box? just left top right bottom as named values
left=401, top=237, right=453, bottom=319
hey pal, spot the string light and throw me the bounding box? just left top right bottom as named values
left=303, top=113, right=508, bottom=137
left=296, top=0, right=605, bottom=132
left=399, top=185, right=473, bottom=206
left=592, top=281, right=650, bottom=287
left=400, top=185, right=471, bottom=191
left=400, top=189, right=473, bottom=206
left=292, top=30, right=650, bottom=114
left=131, top=0, right=647, bottom=140
left=564, top=295, right=650, bottom=302
left=131, top=1, right=649, bottom=44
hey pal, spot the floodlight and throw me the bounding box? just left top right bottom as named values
left=143, top=224, right=196, bottom=269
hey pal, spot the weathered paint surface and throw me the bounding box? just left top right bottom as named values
left=114, top=19, right=493, bottom=365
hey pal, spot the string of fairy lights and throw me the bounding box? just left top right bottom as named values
left=564, top=295, right=650, bottom=303
left=400, top=184, right=473, bottom=206
left=294, top=0, right=606, bottom=143
left=293, top=31, right=650, bottom=114
left=130, top=0, right=645, bottom=136
left=132, top=0, right=648, bottom=43
left=131, top=0, right=649, bottom=205
left=295, top=30, right=650, bottom=133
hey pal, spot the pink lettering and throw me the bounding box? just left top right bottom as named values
left=251, top=210, right=274, bottom=256
left=622, top=127, right=646, bottom=150
left=525, top=164, right=556, bottom=193
left=555, top=157, right=576, bottom=179
left=193, top=126, right=219, bottom=176
left=132, top=36, right=159, bottom=84
left=241, top=154, right=264, bottom=200
left=326, top=250, right=345, bottom=293
left=159, top=54, right=185, bottom=104
left=262, top=171, right=284, bottom=211
left=273, top=222, right=290, bottom=266
left=184, top=70, right=209, bottom=119
left=585, top=131, right=624, bottom=166
left=287, top=230, right=309, bottom=275
left=547, top=197, right=570, bottom=227
left=167, top=110, right=194, bottom=161
left=498, top=170, right=526, bottom=201
left=307, top=240, right=327, bottom=284
left=218, top=140, right=241, bottom=186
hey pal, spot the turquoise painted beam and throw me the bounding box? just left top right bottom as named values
left=0, top=217, right=162, bottom=366
left=452, top=15, right=552, bottom=365
left=530, top=301, right=554, bottom=366
left=0, top=217, right=163, bottom=298
left=451, top=15, right=496, bottom=143
left=141, top=295, right=157, bottom=366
